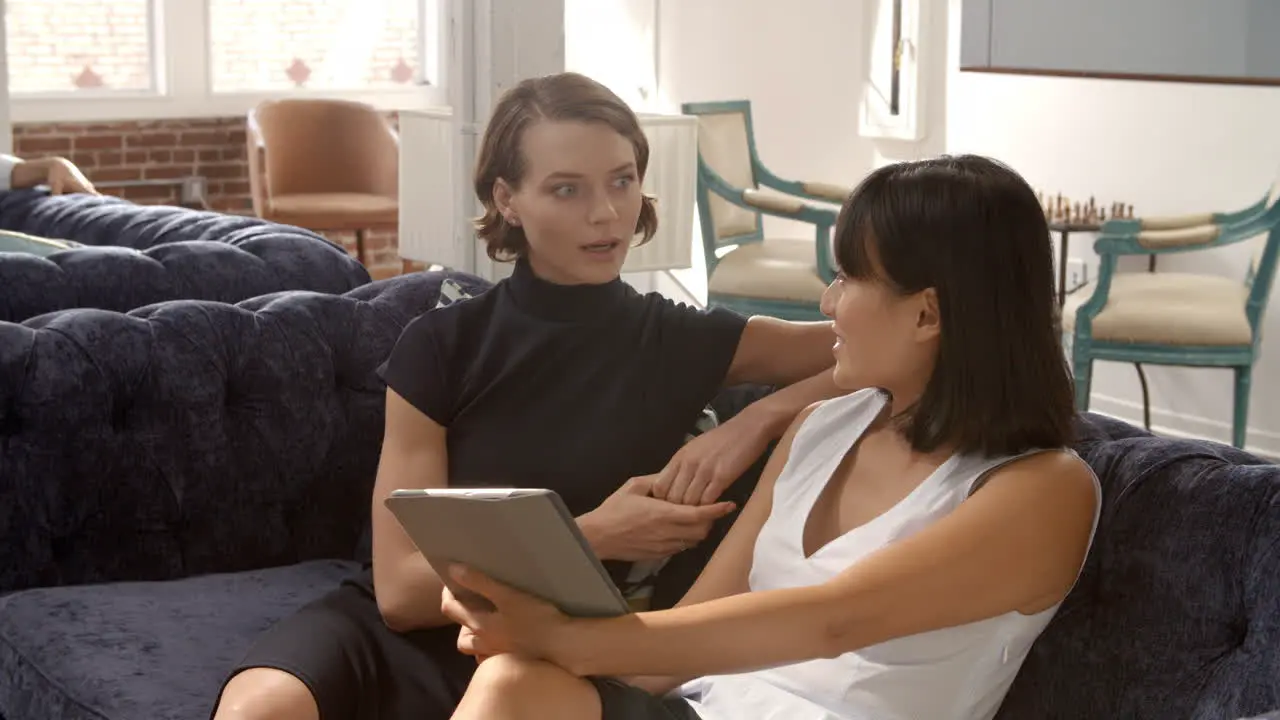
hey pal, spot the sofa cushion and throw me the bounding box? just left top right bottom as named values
left=0, top=559, right=360, bottom=720
left=995, top=413, right=1280, bottom=720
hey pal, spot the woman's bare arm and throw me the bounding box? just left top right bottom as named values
left=371, top=389, right=452, bottom=631
left=622, top=405, right=814, bottom=694
left=652, top=318, right=841, bottom=505
left=557, top=450, right=1099, bottom=680
left=724, top=317, right=842, bottom=438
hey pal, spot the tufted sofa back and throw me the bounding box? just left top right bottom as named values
left=0, top=270, right=491, bottom=594
left=0, top=191, right=372, bottom=322
left=997, top=413, right=1280, bottom=720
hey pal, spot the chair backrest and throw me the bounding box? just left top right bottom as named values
left=248, top=98, right=399, bottom=198
left=681, top=101, right=765, bottom=251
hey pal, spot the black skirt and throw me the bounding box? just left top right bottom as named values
left=216, top=571, right=477, bottom=720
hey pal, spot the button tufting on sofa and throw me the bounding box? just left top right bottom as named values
left=0, top=190, right=373, bottom=323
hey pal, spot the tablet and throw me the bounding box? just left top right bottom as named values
left=384, top=488, right=631, bottom=618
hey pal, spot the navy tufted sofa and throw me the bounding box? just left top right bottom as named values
left=0, top=271, right=1278, bottom=720
left=0, top=190, right=371, bottom=323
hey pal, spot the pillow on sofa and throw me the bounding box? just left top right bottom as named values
left=0, top=229, right=80, bottom=257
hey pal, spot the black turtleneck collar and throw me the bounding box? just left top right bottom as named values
left=504, top=256, right=631, bottom=322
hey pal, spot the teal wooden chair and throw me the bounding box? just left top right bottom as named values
left=682, top=100, right=851, bottom=320
left=1064, top=184, right=1280, bottom=449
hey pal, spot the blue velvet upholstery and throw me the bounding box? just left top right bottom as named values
left=0, top=271, right=1277, bottom=720
left=996, top=414, right=1280, bottom=720
left=0, top=270, right=488, bottom=597
left=0, top=560, right=359, bottom=720
left=0, top=190, right=371, bottom=322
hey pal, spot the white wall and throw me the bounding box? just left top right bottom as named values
left=0, top=0, right=11, bottom=154
left=944, top=0, right=1280, bottom=454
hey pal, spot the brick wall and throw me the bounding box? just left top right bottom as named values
left=12, top=117, right=407, bottom=281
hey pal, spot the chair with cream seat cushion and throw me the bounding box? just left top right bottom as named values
left=682, top=100, right=851, bottom=320
left=1067, top=190, right=1280, bottom=449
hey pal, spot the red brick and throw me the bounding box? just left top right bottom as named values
left=17, top=136, right=72, bottom=153
left=181, top=131, right=229, bottom=146
left=368, top=265, right=398, bottom=281
left=149, top=149, right=173, bottom=163
left=126, top=133, right=177, bottom=148
left=173, top=149, right=197, bottom=163
left=122, top=185, right=179, bottom=202
left=68, top=153, right=97, bottom=169
left=94, top=167, right=143, bottom=182
left=144, top=166, right=191, bottom=180
left=97, top=151, right=124, bottom=167
left=124, top=151, right=149, bottom=164
left=73, top=134, right=125, bottom=151
left=200, top=162, right=247, bottom=179
left=198, top=149, right=221, bottom=163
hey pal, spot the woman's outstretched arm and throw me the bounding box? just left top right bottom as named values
left=446, top=444, right=1097, bottom=680
left=555, top=451, right=1097, bottom=679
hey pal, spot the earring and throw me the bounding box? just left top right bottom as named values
left=505, top=212, right=520, bottom=227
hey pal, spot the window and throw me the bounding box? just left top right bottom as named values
left=6, top=0, right=444, bottom=123
left=6, top=0, right=156, bottom=94
left=208, top=0, right=425, bottom=92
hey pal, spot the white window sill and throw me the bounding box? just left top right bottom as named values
left=10, top=85, right=449, bottom=124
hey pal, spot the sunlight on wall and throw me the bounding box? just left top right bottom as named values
left=564, top=0, right=657, bottom=112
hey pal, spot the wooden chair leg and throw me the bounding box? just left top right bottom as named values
left=354, top=229, right=368, bottom=265
left=1233, top=365, right=1252, bottom=449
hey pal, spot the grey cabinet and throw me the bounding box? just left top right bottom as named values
left=960, top=0, right=1280, bottom=85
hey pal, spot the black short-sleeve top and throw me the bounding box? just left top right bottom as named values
left=377, top=258, right=749, bottom=520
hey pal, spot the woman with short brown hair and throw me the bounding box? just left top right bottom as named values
left=211, top=72, right=841, bottom=720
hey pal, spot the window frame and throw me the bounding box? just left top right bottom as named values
left=9, top=0, right=447, bottom=124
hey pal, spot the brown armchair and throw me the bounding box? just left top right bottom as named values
left=247, top=98, right=399, bottom=265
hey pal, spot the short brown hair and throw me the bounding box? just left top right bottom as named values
left=472, top=72, right=658, bottom=261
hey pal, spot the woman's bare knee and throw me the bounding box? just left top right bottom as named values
left=212, top=667, right=319, bottom=720
left=454, top=654, right=601, bottom=720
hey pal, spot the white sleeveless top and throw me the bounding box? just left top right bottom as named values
left=674, top=388, right=1101, bottom=720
